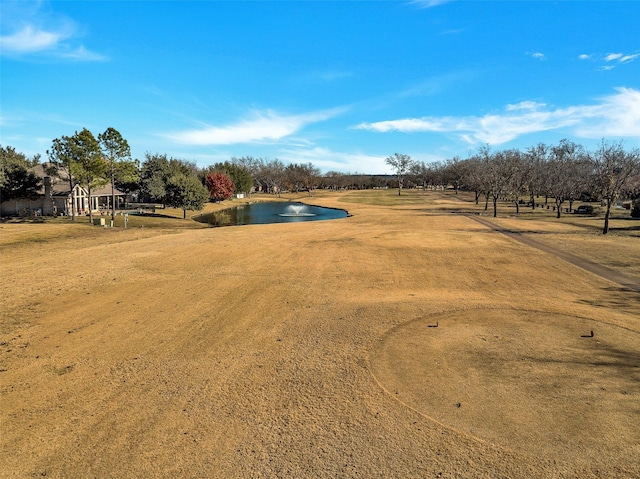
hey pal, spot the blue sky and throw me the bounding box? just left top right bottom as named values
left=1, top=0, right=639, bottom=173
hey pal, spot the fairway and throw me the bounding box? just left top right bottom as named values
left=1, top=190, right=639, bottom=478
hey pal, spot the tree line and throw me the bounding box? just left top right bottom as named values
left=1, top=130, right=639, bottom=232
left=387, top=139, right=640, bottom=234
left=0, top=128, right=328, bottom=220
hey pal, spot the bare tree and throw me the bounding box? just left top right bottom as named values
left=477, top=146, right=514, bottom=217
left=302, top=162, right=321, bottom=196
left=385, top=153, right=415, bottom=195
left=259, top=159, right=286, bottom=196
left=411, top=161, right=430, bottom=191
left=445, top=156, right=466, bottom=194
left=504, top=149, right=527, bottom=214
left=523, top=143, right=549, bottom=210
left=591, top=140, right=640, bottom=234
left=460, top=155, right=485, bottom=205
left=546, top=139, right=586, bottom=218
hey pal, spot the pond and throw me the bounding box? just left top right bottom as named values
left=195, top=202, right=348, bottom=226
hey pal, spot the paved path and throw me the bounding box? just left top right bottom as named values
left=466, top=214, right=640, bottom=293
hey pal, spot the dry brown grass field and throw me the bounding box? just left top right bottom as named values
left=1, top=189, right=639, bottom=478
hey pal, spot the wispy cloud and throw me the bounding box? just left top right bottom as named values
left=0, top=25, right=67, bottom=53
left=293, top=69, right=354, bottom=85
left=605, top=53, right=623, bottom=62
left=317, top=70, right=354, bottom=83
left=617, top=53, right=640, bottom=63
left=505, top=101, right=547, bottom=112
left=529, top=52, right=546, bottom=60
left=355, top=87, right=640, bottom=145
left=576, top=87, right=640, bottom=138
left=409, top=0, right=454, bottom=8
left=395, top=70, right=476, bottom=100
left=0, top=3, right=106, bottom=61
left=58, top=45, right=107, bottom=62
left=278, top=146, right=388, bottom=173
left=578, top=51, right=639, bottom=70
left=166, top=108, right=346, bottom=146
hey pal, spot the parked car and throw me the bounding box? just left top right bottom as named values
left=574, top=205, right=594, bottom=214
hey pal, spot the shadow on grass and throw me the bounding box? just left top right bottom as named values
left=129, top=212, right=177, bottom=219
left=455, top=225, right=561, bottom=235
left=521, top=342, right=640, bottom=373
left=578, top=286, right=640, bottom=310
left=1, top=216, right=49, bottom=224
left=609, top=224, right=640, bottom=232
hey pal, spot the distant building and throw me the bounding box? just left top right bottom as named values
left=0, top=163, right=126, bottom=217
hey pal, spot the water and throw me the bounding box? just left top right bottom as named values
left=279, top=204, right=316, bottom=217
left=196, top=201, right=348, bottom=226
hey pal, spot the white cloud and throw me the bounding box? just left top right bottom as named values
left=530, top=52, right=545, bottom=60
left=506, top=101, right=546, bottom=111
left=619, top=53, right=640, bottom=63
left=355, top=87, right=640, bottom=145
left=576, top=87, right=640, bottom=138
left=601, top=52, right=638, bottom=69
left=278, top=146, right=388, bottom=173
left=0, top=25, right=67, bottom=53
left=578, top=52, right=637, bottom=70
left=0, top=2, right=105, bottom=62
left=294, top=69, right=354, bottom=85
left=409, top=0, right=454, bottom=8
left=59, top=45, right=107, bottom=62
left=166, top=108, right=345, bottom=146
left=356, top=117, right=453, bottom=134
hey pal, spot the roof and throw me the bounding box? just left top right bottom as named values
left=30, top=163, right=126, bottom=197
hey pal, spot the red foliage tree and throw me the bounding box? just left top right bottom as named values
left=206, top=172, right=235, bottom=202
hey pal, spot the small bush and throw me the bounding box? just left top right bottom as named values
left=210, top=211, right=232, bottom=226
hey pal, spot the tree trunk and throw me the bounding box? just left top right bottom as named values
left=88, top=184, right=94, bottom=224
left=514, top=201, right=520, bottom=215
left=530, top=192, right=535, bottom=210
left=111, top=169, right=116, bottom=223
left=556, top=199, right=562, bottom=218
left=484, top=193, right=490, bottom=211
left=475, top=191, right=480, bottom=204
left=183, top=209, right=187, bottom=219
left=492, top=195, right=498, bottom=217
left=69, top=178, right=76, bottom=222
left=602, top=199, right=612, bottom=234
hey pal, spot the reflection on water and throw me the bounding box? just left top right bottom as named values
left=196, top=201, right=348, bottom=226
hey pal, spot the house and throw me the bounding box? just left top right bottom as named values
left=0, top=163, right=127, bottom=217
